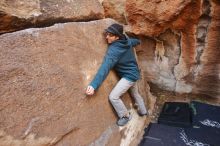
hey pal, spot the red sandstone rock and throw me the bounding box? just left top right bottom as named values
left=0, top=0, right=104, bottom=34
left=126, top=0, right=198, bottom=36
left=129, top=0, right=219, bottom=98
left=102, top=0, right=127, bottom=24
left=0, top=19, right=135, bottom=145
left=194, top=1, right=220, bottom=98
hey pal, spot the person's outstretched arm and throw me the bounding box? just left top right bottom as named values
left=129, top=38, right=141, bottom=47
left=86, top=45, right=128, bottom=95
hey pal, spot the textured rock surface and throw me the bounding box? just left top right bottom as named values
left=127, top=0, right=220, bottom=98
left=194, top=0, right=220, bottom=97
left=126, top=0, right=193, bottom=36
left=126, top=0, right=200, bottom=36
left=0, top=18, right=149, bottom=146
left=0, top=1, right=219, bottom=145
left=0, top=0, right=104, bottom=34
left=136, top=30, right=180, bottom=91
left=102, top=0, right=127, bottom=24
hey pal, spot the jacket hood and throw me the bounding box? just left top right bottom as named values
left=111, top=38, right=132, bottom=49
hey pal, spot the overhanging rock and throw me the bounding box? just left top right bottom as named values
left=0, top=0, right=104, bottom=34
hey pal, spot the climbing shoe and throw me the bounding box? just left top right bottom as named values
left=117, top=114, right=132, bottom=126
left=138, top=111, right=148, bottom=117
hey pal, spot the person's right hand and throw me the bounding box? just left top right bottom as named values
left=86, top=86, right=95, bottom=96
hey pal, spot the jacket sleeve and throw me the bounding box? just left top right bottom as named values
left=89, top=46, right=127, bottom=90
left=129, top=38, right=141, bottom=47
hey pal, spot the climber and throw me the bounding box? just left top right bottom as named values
left=85, top=23, right=148, bottom=126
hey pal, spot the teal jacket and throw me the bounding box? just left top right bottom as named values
left=90, top=38, right=140, bottom=90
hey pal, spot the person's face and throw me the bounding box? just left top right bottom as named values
left=105, top=32, right=119, bottom=44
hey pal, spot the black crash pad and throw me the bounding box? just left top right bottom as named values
left=139, top=123, right=185, bottom=146
left=191, top=101, right=220, bottom=129
left=158, top=102, right=192, bottom=127
left=140, top=123, right=220, bottom=146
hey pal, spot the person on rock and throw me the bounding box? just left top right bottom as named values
left=85, top=23, right=148, bottom=126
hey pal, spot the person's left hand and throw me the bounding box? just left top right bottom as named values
left=86, top=85, right=95, bottom=96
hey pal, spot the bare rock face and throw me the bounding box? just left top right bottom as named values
left=129, top=0, right=220, bottom=98
left=126, top=0, right=197, bottom=36
left=194, top=0, right=220, bottom=97
left=0, top=18, right=148, bottom=146
left=0, top=0, right=104, bottom=34
left=137, top=30, right=181, bottom=92
left=102, top=0, right=127, bottom=24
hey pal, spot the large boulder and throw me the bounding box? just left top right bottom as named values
left=194, top=0, right=220, bottom=98
left=0, top=19, right=149, bottom=145
left=0, top=0, right=104, bottom=34
left=102, top=0, right=127, bottom=24
left=133, top=0, right=220, bottom=98
left=126, top=0, right=196, bottom=36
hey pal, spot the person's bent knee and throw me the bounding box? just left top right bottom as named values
left=109, top=93, right=118, bottom=101
left=108, top=93, right=114, bottom=101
